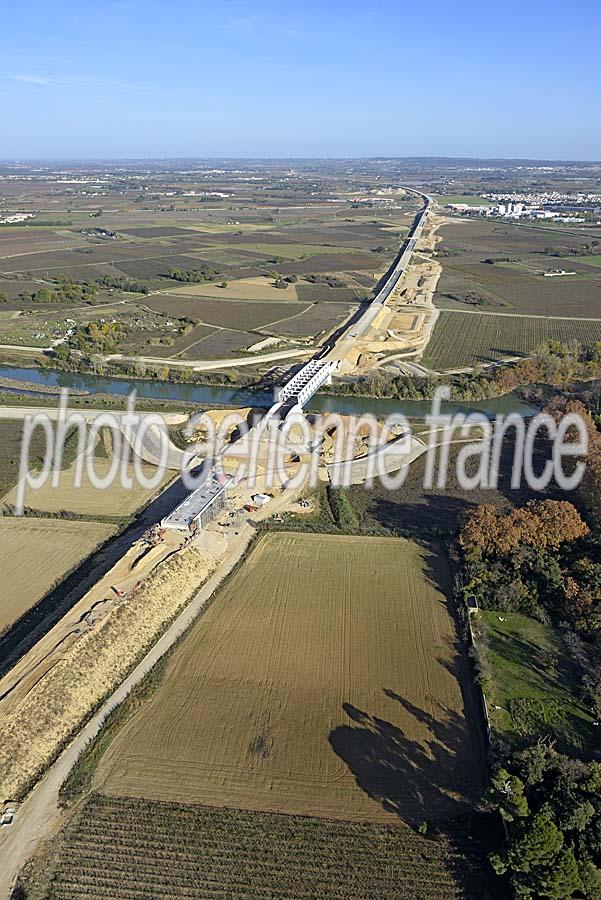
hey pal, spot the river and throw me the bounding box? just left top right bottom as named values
left=0, top=365, right=537, bottom=419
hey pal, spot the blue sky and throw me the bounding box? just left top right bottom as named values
left=1, top=0, right=599, bottom=159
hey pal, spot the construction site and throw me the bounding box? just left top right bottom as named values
left=0, top=187, right=440, bottom=865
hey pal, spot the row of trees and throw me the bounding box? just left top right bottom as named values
left=16, top=276, right=99, bottom=305
left=330, top=340, right=601, bottom=403
left=166, top=265, right=218, bottom=282
left=544, top=240, right=600, bottom=257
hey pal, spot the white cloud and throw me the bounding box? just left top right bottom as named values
left=9, top=73, right=151, bottom=94
left=13, top=74, right=57, bottom=86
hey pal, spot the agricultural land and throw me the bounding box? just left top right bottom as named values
left=425, top=217, right=601, bottom=371
left=29, top=794, right=493, bottom=900
left=94, top=532, right=486, bottom=823
left=0, top=517, right=115, bottom=636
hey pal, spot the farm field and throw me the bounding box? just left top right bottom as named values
left=435, top=262, right=601, bottom=317
left=145, top=295, right=309, bottom=330
left=267, top=301, right=353, bottom=337
left=0, top=546, right=213, bottom=800
left=0, top=173, right=416, bottom=366
left=2, top=457, right=173, bottom=517
left=271, top=251, right=380, bottom=275
left=0, top=418, right=64, bottom=497
left=438, top=195, right=494, bottom=206
left=434, top=219, right=601, bottom=317
left=139, top=322, right=218, bottom=357
left=35, top=794, right=494, bottom=900
left=177, top=328, right=260, bottom=359
left=95, top=532, right=486, bottom=824
left=296, top=283, right=364, bottom=302
left=477, top=612, right=597, bottom=756
left=163, top=276, right=300, bottom=300
left=422, top=310, right=601, bottom=370
left=573, top=254, right=601, bottom=267
left=225, top=241, right=362, bottom=259
left=0, top=517, right=116, bottom=634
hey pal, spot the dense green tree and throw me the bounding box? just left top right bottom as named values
left=484, top=768, right=530, bottom=821
left=580, top=860, right=601, bottom=900
left=534, top=848, right=582, bottom=899
left=514, top=743, right=557, bottom=786
left=493, top=811, right=563, bottom=875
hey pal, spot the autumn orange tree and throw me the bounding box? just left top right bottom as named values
left=459, top=500, right=588, bottom=559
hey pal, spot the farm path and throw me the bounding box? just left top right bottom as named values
left=441, top=307, right=601, bottom=322
left=108, top=346, right=311, bottom=370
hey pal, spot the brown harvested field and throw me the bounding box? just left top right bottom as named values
left=279, top=222, right=405, bottom=248
left=267, top=301, right=353, bottom=336
left=145, top=294, right=310, bottom=329
left=0, top=546, right=214, bottom=800
left=185, top=247, right=275, bottom=267
left=272, top=252, right=380, bottom=275
left=434, top=218, right=601, bottom=316
left=178, top=329, right=260, bottom=359
left=163, top=275, right=300, bottom=300
left=435, top=262, right=601, bottom=317
left=438, top=219, right=597, bottom=257
left=117, top=226, right=203, bottom=238
left=296, top=284, right=365, bottom=302
left=0, top=244, right=214, bottom=275
left=0, top=517, right=116, bottom=634
left=2, top=458, right=173, bottom=517
left=0, top=231, right=84, bottom=258
left=114, top=254, right=218, bottom=280
left=96, top=532, right=486, bottom=825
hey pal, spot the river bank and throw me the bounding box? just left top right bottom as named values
left=0, top=364, right=538, bottom=419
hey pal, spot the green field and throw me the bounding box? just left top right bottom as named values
left=438, top=195, right=494, bottom=207
left=478, top=612, right=596, bottom=756
left=423, top=310, right=601, bottom=370
left=573, top=254, right=601, bottom=267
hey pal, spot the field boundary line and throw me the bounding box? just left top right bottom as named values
left=439, top=308, right=601, bottom=322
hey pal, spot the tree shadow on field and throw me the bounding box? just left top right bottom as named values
left=329, top=693, right=484, bottom=827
